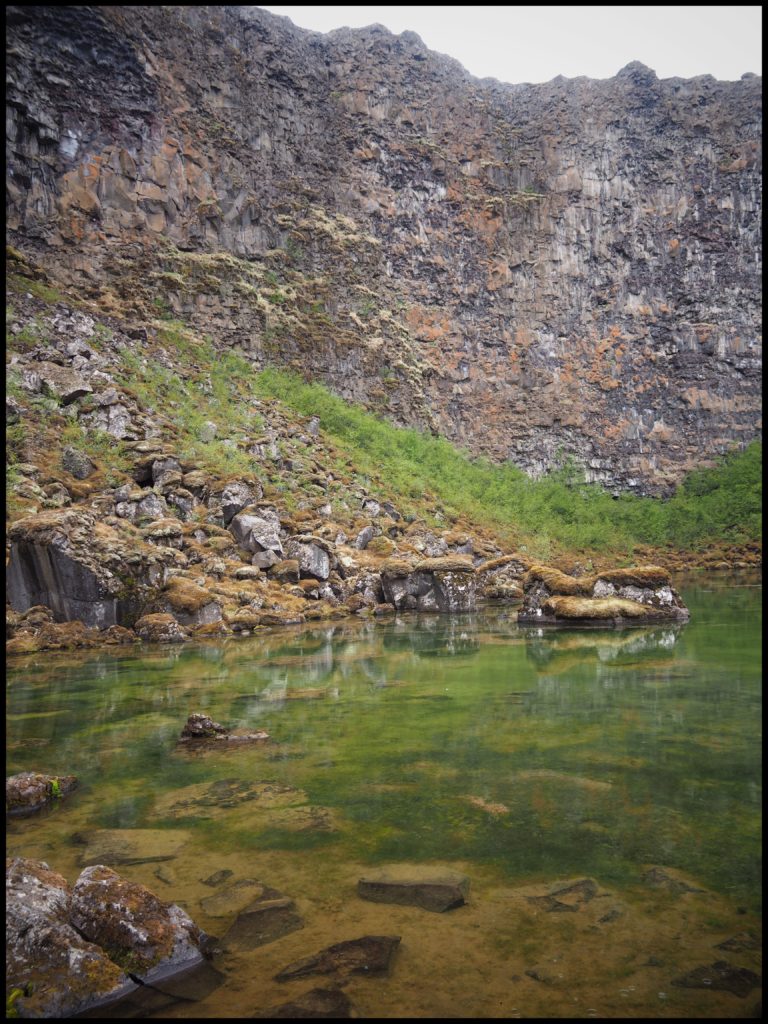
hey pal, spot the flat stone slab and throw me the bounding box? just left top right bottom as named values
left=357, top=864, right=470, bottom=912
left=72, top=828, right=192, bottom=866
left=275, top=935, right=401, bottom=981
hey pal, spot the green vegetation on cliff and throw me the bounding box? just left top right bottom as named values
left=254, top=368, right=762, bottom=559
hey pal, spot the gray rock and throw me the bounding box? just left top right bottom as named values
left=234, top=565, right=261, bottom=579
left=181, top=713, right=229, bottom=738
left=136, top=491, right=168, bottom=520
left=671, top=960, right=760, bottom=998
left=199, top=420, right=217, bottom=442
left=354, top=525, right=376, bottom=550
left=285, top=537, right=331, bottom=580
left=6, top=508, right=172, bottom=628
left=6, top=858, right=137, bottom=1019
left=230, top=509, right=283, bottom=555
left=81, top=403, right=133, bottom=439
left=380, top=557, right=477, bottom=612
left=218, top=480, right=262, bottom=524
left=152, top=456, right=183, bottom=487
left=62, top=446, right=96, bottom=480
left=36, top=361, right=93, bottom=404
left=70, top=864, right=204, bottom=975
left=254, top=986, right=354, bottom=1018
left=199, top=879, right=265, bottom=917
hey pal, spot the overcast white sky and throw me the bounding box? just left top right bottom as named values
left=259, top=6, right=762, bottom=84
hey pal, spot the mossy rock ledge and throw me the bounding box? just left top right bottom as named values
left=517, top=564, right=690, bottom=626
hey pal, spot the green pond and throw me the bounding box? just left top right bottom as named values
left=6, top=572, right=762, bottom=1018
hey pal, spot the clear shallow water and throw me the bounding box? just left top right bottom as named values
left=6, top=572, right=762, bottom=1018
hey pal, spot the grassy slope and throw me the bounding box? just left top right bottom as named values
left=252, top=368, right=762, bottom=562
left=6, top=277, right=761, bottom=567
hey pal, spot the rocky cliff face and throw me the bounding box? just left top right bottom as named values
left=6, top=5, right=762, bottom=494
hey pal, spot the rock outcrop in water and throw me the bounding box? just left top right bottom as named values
left=5, top=5, right=761, bottom=495
left=517, top=564, right=690, bottom=625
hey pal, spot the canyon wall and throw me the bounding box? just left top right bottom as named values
left=6, top=5, right=762, bottom=493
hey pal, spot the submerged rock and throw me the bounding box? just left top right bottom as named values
left=254, top=986, right=354, bottom=1018
left=275, top=935, right=401, bottom=981
left=71, top=828, right=192, bottom=866
left=357, top=864, right=470, bottom=912
left=6, top=771, right=78, bottom=817
left=517, top=564, right=690, bottom=626
left=525, top=877, right=600, bottom=913
left=221, top=885, right=304, bottom=950
left=671, top=960, right=760, bottom=997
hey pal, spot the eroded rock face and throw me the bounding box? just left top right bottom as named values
left=4, top=6, right=761, bottom=494
left=517, top=564, right=690, bottom=625
left=6, top=509, right=173, bottom=628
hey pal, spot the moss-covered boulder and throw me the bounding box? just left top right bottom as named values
left=6, top=772, right=78, bottom=818
left=518, top=563, right=690, bottom=626
left=6, top=858, right=136, bottom=1018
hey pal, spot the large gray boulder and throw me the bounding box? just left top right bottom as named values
left=6, top=858, right=137, bottom=1018
left=284, top=535, right=332, bottom=580
left=229, top=508, right=283, bottom=556
left=380, top=556, right=477, bottom=612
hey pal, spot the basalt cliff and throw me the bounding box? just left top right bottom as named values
left=6, top=4, right=762, bottom=494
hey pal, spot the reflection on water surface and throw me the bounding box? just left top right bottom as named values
left=6, top=573, right=762, bottom=1018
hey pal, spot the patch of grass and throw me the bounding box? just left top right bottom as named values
left=7, top=273, right=67, bottom=305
